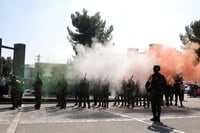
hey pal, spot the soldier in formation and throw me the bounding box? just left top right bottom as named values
left=16, top=76, right=24, bottom=107
left=9, top=74, right=24, bottom=110
left=173, top=79, right=183, bottom=106
left=92, top=80, right=101, bottom=107
left=56, top=76, right=68, bottom=109
left=33, top=72, right=43, bottom=110
left=9, top=74, right=18, bottom=110
left=120, top=78, right=128, bottom=107
left=78, top=74, right=90, bottom=108
left=101, top=77, right=110, bottom=108
left=73, top=82, right=80, bottom=106
left=113, top=77, right=150, bottom=108
left=126, top=75, right=135, bottom=107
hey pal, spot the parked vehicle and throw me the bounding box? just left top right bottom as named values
left=186, top=83, right=200, bottom=97
left=23, top=88, right=35, bottom=96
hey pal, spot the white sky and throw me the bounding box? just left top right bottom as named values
left=0, top=0, right=200, bottom=64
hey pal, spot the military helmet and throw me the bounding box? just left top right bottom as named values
left=153, top=65, right=160, bottom=71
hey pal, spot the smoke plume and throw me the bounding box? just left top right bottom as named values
left=67, top=42, right=200, bottom=94
left=147, top=43, right=200, bottom=83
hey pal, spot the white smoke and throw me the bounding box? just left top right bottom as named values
left=67, top=42, right=158, bottom=94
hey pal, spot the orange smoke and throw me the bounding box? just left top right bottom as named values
left=147, top=43, right=200, bottom=83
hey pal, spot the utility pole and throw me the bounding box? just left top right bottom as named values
left=35, top=55, right=40, bottom=63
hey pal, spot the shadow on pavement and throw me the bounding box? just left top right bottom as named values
left=20, top=106, right=35, bottom=112
left=147, top=122, right=175, bottom=133
left=188, top=107, right=200, bottom=112
left=111, top=105, right=194, bottom=116
left=0, top=107, right=11, bottom=112
left=45, top=105, right=61, bottom=113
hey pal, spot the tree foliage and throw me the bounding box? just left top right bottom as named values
left=67, top=8, right=114, bottom=55
left=1, top=57, right=12, bottom=76
left=180, top=19, right=200, bottom=45
left=180, top=19, right=200, bottom=59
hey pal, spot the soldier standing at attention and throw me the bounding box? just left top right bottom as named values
left=16, top=76, right=24, bottom=107
left=57, top=76, right=68, bottom=109
left=145, top=65, right=167, bottom=122
left=74, top=82, right=80, bottom=106
left=79, top=74, right=90, bottom=109
left=173, top=79, right=183, bottom=106
left=9, top=74, right=18, bottom=110
left=56, top=79, right=62, bottom=107
left=33, top=72, right=43, bottom=110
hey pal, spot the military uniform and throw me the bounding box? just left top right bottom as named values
left=56, top=80, right=61, bottom=107
left=102, top=80, right=110, bottom=108
left=173, top=80, right=183, bottom=106
left=121, top=79, right=127, bottom=106
left=74, top=83, right=80, bottom=106
left=56, top=77, right=68, bottom=109
left=33, top=73, right=43, bottom=109
left=127, top=78, right=135, bottom=107
left=79, top=78, right=90, bottom=108
left=9, top=75, right=18, bottom=110
left=92, top=81, right=100, bottom=106
left=164, top=84, right=172, bottom=107
left=16, top=77, right=24, bottom=107
left=145, top=65, right=166, bottom=122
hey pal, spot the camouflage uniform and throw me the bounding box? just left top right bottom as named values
left=9, top=75, right=18, bottom=110
left=16, top=77, right=24, bottom=107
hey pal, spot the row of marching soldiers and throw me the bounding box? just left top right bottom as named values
left=6, top=73, right=184, bottom=110
left=113, top=76, right=184, bottom=108
left=73, top=75, right=110, bottom=109
left=163, top=78, right=184, bottom=107
left=58, top=74, right=147, bottom=109
left=113, top=75, right=150, bottom=108
left=56, top=74, right=184, bottom=109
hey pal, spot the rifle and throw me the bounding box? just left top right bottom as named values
left=84, top=73, right=87, bottom=80
left=130, top=74, right=134, bottom=81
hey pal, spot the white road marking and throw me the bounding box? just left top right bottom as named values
left=105, top=110, right=187, bottom=133
left=6, top=111, right=22, bottom=133
left=20, top=118, right=133, bottom=124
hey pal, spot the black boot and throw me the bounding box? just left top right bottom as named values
left=150, top=111, right=157, bottom=121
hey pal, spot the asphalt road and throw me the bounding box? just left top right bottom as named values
left=1, top=95, right=200, bottom=133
